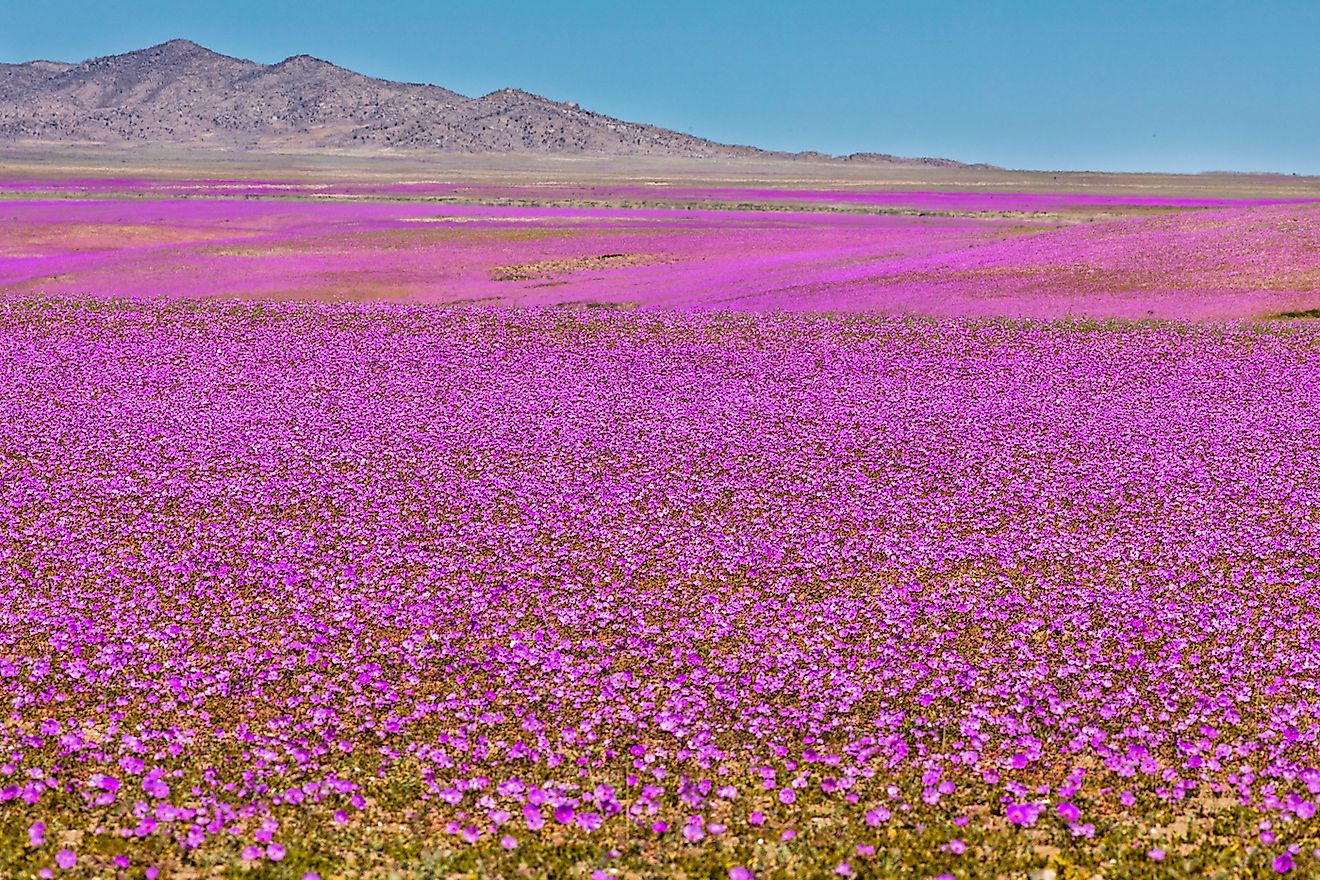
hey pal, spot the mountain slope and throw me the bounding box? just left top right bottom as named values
left=0, top=60, right=73, bottom=102
left=0, top=39, right=975, bottom=163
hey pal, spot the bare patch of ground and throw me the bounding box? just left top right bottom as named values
left=491, top=252, right=656, bottom=281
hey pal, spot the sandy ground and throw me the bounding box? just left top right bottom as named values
left=3, top=146, right=1320, bottom=198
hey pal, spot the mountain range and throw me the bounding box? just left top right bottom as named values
left=0, top=39, right=979, bottom=165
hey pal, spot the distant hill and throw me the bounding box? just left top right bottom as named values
left=0, top=39, right=986, bottom=165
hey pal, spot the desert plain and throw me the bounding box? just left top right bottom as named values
left=1, top=149, right=1320, bottom=879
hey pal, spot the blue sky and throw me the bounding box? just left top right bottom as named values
left=3, top=0, right=1318, bottom=174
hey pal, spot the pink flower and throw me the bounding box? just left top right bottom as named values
left=266, top=843, right=286, bottom=862
left=729, top=868, right=754, bottom=880
left=55, top=850, right=77, bottom=870
left=949, top=839, right=966, bottom=855
left=778, top=788, right=796, bottom=804
left=141, top=777, right=169, bottom=799
left=835, top=863, right=852, bottom=876
left=28, top=822, right=45, bottom=847
left=1148, top=849, right=1166, bottom=861
left=501, top=835, right=517, bottom=850
left=748, top=811, right=765, bottom=826
left=1274, top=853, right=1294, bottom=874
left=1005, top=803, right=1039, bottom=827
left=1057, top=801, right=1080, bottom=822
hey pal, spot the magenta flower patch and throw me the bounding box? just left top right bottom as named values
left=0, top=299, right=1318, bottom=872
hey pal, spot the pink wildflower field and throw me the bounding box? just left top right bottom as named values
left=2, top=177, right=1318, bottom=317
left=1, top=176, right=1319, bottom=878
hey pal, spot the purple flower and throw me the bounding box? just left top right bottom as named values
left=1006, top=803, right=1039, bottom=827
left=141, top=777, right=169, bottom=799
left=55, top=850, right=76, bottom=870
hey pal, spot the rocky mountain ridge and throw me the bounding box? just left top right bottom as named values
left=0, top=40, right=984, bottom=164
